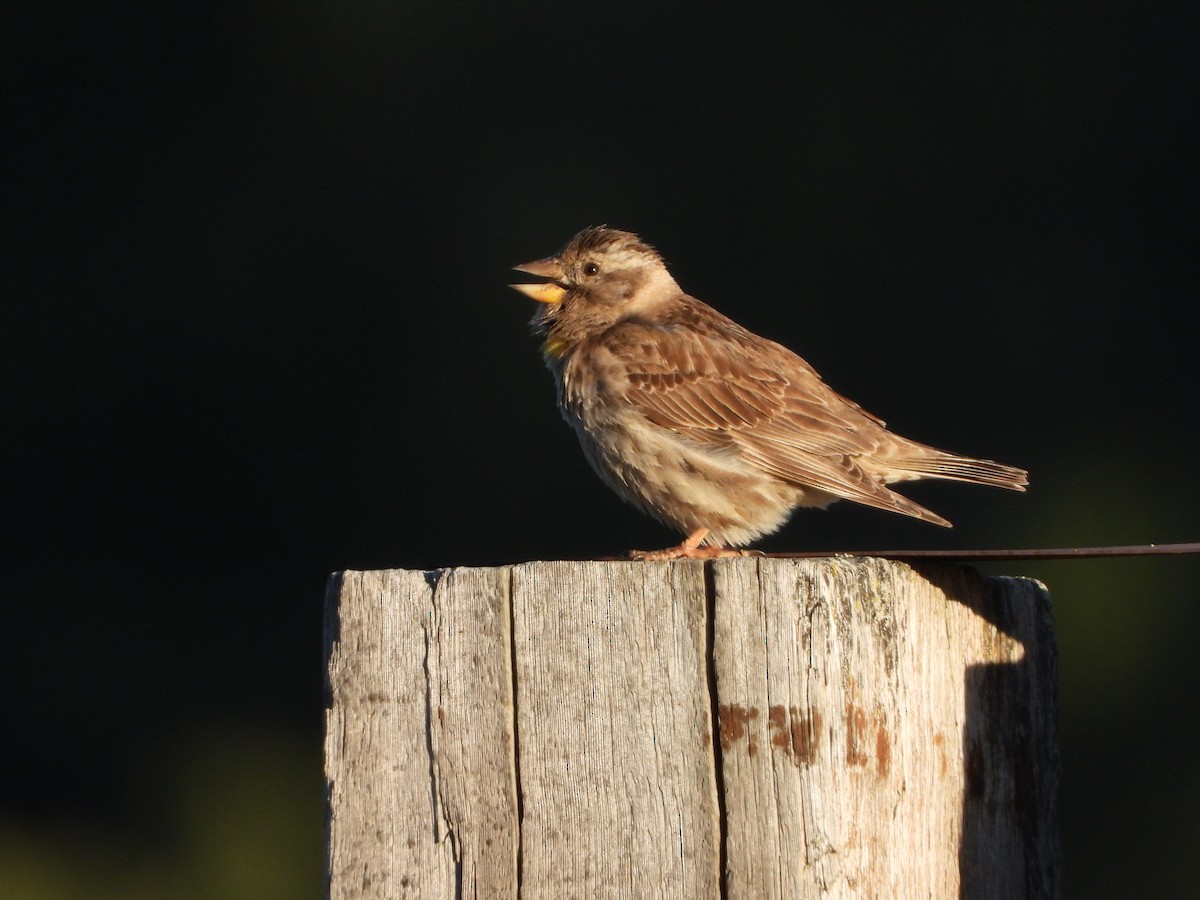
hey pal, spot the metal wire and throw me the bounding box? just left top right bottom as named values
left=771, top=542, right=1200, bottom=561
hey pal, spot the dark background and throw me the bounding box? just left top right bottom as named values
left=7, top=2, right=1199, bottom=896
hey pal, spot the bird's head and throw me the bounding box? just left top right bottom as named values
left=510, top=226, right=680, bottom=357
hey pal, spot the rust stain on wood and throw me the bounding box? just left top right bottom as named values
left=875, top=725, right=891, bottom=777
left=767, top=705, right=821, bottom=765
left=768, top=705, right=787, bottom=743
left=794, top=710, right=821, bottom=765
left=846, top=704, right=870, bottom=767
left=718, top=704, right=759, bottom=755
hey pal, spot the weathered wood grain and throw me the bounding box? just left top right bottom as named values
left=325, top=558, right=1057, bottom=899
left=324, top=569, right=456, bottom=898
left=426, top=566, right=520, bottom=896
left=510, top=560, right=720, bottom=899
left=711, top=558, right=1057, bottom=899
left=324, top=567, right=521, bottom=899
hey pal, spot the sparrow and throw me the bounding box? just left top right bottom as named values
left=510, top=226, right=1028, bottom=560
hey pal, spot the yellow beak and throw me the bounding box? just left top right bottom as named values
left=509, top=256, right=567, bottom=304
left=509, top=282, right=566, bottom=303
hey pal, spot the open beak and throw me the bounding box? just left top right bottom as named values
left=509, top=256, right=567, bottom=304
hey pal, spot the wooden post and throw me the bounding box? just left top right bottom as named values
left=324, top=558, right=1058, bottom=899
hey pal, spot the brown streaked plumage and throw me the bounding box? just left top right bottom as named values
left=510, top=226, right=1028, bottom=560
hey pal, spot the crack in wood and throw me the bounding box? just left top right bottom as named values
left=703, top=560, right=730, bottom=900
left=505, top=566, right=524, bottom=897
left=420, top=615, right=448, bottom=847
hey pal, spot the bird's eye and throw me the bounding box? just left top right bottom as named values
left=582, top=261, right=600, bottom=277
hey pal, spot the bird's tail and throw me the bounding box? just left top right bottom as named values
left=888, top=446, right=1029, bottom=492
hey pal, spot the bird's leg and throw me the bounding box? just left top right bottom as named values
left=628, top=528, right=758, bottom=561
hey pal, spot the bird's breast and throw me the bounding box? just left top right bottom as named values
left=554, top=351, right=591, bottom=421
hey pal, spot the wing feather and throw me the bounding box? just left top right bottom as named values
left=611, top=319, right=880, bottom=459
left=603, top=315, right=951, bottom=524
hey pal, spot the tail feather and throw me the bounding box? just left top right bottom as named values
left=889, top=451, right=1029, bottom=491
left=875, top=490, right=954, bottom=528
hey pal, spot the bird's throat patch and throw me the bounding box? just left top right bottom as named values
left=542, top=337, right=568, bottom=361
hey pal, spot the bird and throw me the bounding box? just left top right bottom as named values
left=509, top=226, right=1028, bottom=560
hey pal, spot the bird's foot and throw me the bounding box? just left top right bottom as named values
left=628, top=528, right=761, bottom=561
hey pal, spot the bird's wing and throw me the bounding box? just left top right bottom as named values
left=608, top=321, right=872, bottom=451
left=606, top=319, right=943, bottom=521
